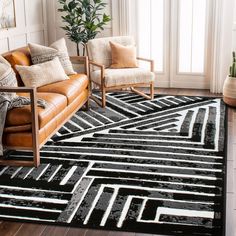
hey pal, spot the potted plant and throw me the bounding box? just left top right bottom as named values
left=58, top=0, right=111, bottom=56
left=223, top=51, right=236, bottom=106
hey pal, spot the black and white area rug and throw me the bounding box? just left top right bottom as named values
left=0, top=93, right=227, bottom=236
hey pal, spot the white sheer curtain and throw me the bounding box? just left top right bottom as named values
left=111, top=0, right=136, bottom=37
left=210, top=0, right=235, bottom=93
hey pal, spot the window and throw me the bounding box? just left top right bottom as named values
left=178, top=0, right=207, bottom=73
left=137, top=0, right=164, bottom=72
left=136, top=0, right=211, bottom=88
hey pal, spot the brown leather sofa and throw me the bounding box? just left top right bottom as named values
left=0, top=47, right=90, bottom=167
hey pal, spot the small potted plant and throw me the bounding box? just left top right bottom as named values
left=58, top=0, right=111, bottom=56
left=223, top=51, right=236, bottom=107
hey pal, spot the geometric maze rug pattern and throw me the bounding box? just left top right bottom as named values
left=0, top=93, right=227, bottom=236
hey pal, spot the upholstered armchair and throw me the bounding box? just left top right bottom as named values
left=87, top=36, right=155, bottom=107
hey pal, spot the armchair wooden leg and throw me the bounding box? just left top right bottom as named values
left=131, top=87, right=154, bottom=100
left=85, top=99, right=90, bottom=111
left=102, top=86, right=106, bottom=108
left=150, top=82, right=154, bottom=100
left=89, top=83, right=104, bottom=108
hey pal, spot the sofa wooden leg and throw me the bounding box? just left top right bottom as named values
left=33, top=148, right=40, bottom=167
left=29, top=88, right=40, bottom=167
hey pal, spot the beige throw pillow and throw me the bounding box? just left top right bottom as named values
left=0, top=56, right=18, bottom=99
left=109, top=41, right=138, bottom=69
left=15, top=57, right=69, bottom=88
left=28, top=38, right=76, bottom=75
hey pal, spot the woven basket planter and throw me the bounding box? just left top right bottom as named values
left=223, top=76, right=236, bottom=107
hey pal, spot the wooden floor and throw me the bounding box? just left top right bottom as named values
left=0, top=88, right=235, bottom=236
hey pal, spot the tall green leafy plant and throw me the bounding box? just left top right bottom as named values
left=58, top=0, right=111, bottom=56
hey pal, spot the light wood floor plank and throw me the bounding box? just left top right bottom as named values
left=14, top=223, right=46, bottom=236
left=40, top=225, right=69, bottom=236
left=0, top=221, right=22, bottom=236
left=65, top=227, right=87, bottom=236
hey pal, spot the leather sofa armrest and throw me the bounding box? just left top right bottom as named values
left=0, top=87, right=38, bottom=122
left=70, top=56, right=89, bottom=77
left=137, top=57, right=154, bottom=72
left=0, top=86, right=39, bottom=166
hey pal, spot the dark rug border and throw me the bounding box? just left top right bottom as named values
left=222, top=103, right=228, bottom=236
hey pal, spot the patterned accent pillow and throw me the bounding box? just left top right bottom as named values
left=28, top=38, right=76, bottom=75
left=15, top=57, right=69, bottom=88
left=0, top=56, right=18, bottom=99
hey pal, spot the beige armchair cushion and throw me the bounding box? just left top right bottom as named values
left=87, top=36, right=135, bottom=69
left=91, top=68, right=155, bottom=87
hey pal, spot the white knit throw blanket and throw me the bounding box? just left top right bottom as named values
left=0, top=95, right=46, bottom=156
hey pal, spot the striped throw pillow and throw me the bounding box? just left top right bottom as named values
left=28, top=38, right=76, bottom=75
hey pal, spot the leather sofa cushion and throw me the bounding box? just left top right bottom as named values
left=37, top=74, right=89, bottom=105
left=3, top=47, right=32, bottom=86
left=3, top=89, right=89, bottom=148
left=5, top=92, right=67, bottom=129
left=4, top=50, right=31, bottom=67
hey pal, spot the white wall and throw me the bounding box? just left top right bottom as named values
left=232, top=1, right=236, bottom=51
left=46, top=0, right=112, bottom=56
left=0, top=0, right=48, bottom=54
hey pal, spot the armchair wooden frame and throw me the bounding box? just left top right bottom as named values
left=70, top=56, right=90, bottom=110
left=0, top=56, right=89, bottom=167
left=89, top=57, right=155, bottom=108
